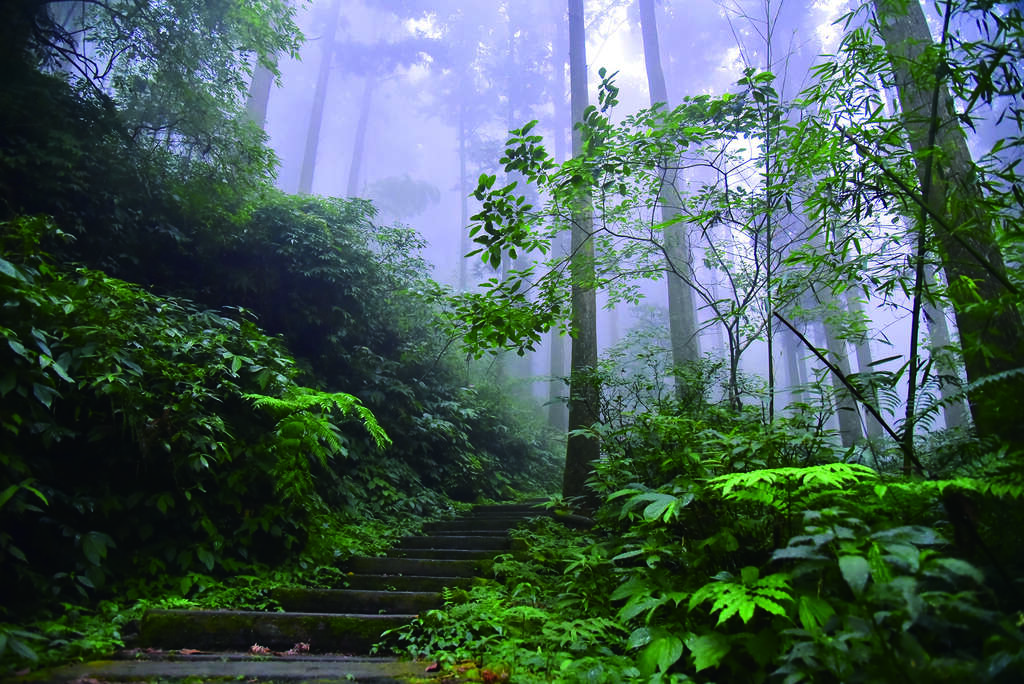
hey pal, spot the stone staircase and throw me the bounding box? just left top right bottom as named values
left=26, top=501, right=549, bottom=683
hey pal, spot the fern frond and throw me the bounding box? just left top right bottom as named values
left=708, top=463, right=879, bottom=509
left=243, top=386, right=391, bottom=450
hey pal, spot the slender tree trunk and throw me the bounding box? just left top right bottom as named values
left=297, top=0, right=342, bottom=195
left=562, top=0, right=600, bottom=502
left=638, top=0, right=700, bottom=397
left=820, top=306, right=864, bottom=447
left=458, top=103, right=470, bottom=292
left=548, top=4, right=570, bottom=433
left=874, top=0, right=1024, bottom=448
left=781, top=322, right=808, bottom=405
left=846, top=295, right=884, bottom=439
left=924, top=295, right=969, bottom=430
left=246, top=64, right=275, bottom=127
left=346, top=78, right=374, bottom=197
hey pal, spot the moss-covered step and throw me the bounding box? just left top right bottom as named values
left=14, top=655, right=431, bottom=683
left=140, top=609, right=414, bottom=653
left=344, top=556, right=482, bottom=577
left=386, top=547, right=500, bottom=560
left=471, top=503, right=548, bottom=514
left=335, top=573, right=473, bottom=592
left=397, top=534, right=510, bottom=550
left=272, top=587, right=443, bottom=614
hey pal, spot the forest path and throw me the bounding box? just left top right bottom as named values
left=19, top=501, right=549, bottom=683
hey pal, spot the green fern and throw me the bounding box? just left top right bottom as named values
left=688, top=566, right=792, bottom=625
left=707, top=463, right=879, bottom=508
left=244, top=387, right=391, bottom=452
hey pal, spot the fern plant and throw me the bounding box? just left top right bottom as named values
left=244, top=387, right=391, bottom=460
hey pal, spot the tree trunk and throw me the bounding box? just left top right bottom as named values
left=346, top=78, right=374, bottom=197
left=297, top=0, right=342, bottom=195
left=845, top=295, right=884, bottom=439
left=245, top=64, right=274, bottom=128
left=924, top=295, right=969, bottom=430
left=781, top=319, right=808, bottom=406
left=548, top=2, right=570, bottom=433
left=874, top=0, right=1024, bottom=448
left=820, top=309, right=864, bottom=447
left=458, top=102, right=470, bottom=292
left=638, top=0, right=700, bottom=395
left=562, top=0, right=600, bottom=503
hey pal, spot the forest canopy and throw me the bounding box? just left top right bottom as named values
left=2, top=0, right=1024, bottom=681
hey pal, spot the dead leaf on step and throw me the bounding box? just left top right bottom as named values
left=178, top=648, right=202, bottom=655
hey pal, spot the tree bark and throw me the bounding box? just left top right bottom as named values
left=924, top=294, right=969, bottom=430
left=874, top=0, right=1024, bottom=448
left=548, top=7, right=570, bottom=432
left=845, top=295, right=884, bottom=439
left=298, top=0, right=342, bottom=195
left=346, top=78, right=374, bottom=197
left=458, top=102, right=470, bottom=292
left=638, top=0, right=700, bottom=394
left=820, top=304, right=864, bottom=447
left=562, top=0, right=600, bottom=503
left=245, top=64, right=274, bottom=128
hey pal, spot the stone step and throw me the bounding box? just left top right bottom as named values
left=272, top=587, right=442, bottom=614
left=140, top=610, right=414, bottom=654
left=334, top=573, right=472, bottom=592
left=398, top=534, right=511, bottom=550
left=422, top=519, right=523, bottom=532
left=18, top=655, right=431, bottom=683
left=387, top=547, right=501, bottom=560
left=426, top=527, right=510, bottom=536
left=471, top=503, right=549, bottom=514
left=344, top=556, right=483, bottom=577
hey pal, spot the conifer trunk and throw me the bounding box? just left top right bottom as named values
left=638, top=0, right=700, bottom=392
left=562, top=0, right=600, bottom=502
left=297, top=0, right=342, bottom=195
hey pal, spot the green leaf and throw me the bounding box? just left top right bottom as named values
left=627, top=626, right=652, bottom=650
left=933, top=557, right=984, bottom=584
left=797, top=595, right=835, bottom=632
left=81, top=531, right=110, bottom=566
left=687, top=632, right=730, bottom=672
left=839, top=555, right=870, bottom=596
left=641, top=635, right=683, bottom=673
left=7, top=636, right=39, bottom=662
left=197, top=547, right=216, bottom=571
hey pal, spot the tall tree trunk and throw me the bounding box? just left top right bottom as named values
left=820, top=304, right=864, bottom=447
left=874, top=0, right=1024, bottom=448
left=562, top=0, right=600, bottom=502
left=458, top=102, right=470, bottom=292
left=846, top=295, right=884, bottom=439
left=781, top=322, right=808, bottom=405
left=548, top=4, right=570, bottom=433
left=924, top=295, right=969, bottom=430
left=297, top=0, right=342, bottom=195
left=346, top=78, right=374, bottom=197
left=638, top=0, right=700, bottom=397
left=245, top=64, right=274, bottom=127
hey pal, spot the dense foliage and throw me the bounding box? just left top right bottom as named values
left=391, top=347, right=1024, bottom=682
left=407, top=0, right=1024, bottom=681
left=0, top=2, right=560, bottom=673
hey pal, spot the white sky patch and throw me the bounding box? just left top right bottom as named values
left=403, top=13, right=442, bottom=40
left=719, top=45, right=746, bottom=81
left=399, top=57, right=432, bottom=85
left=812, top=0, right=851, bottom=49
